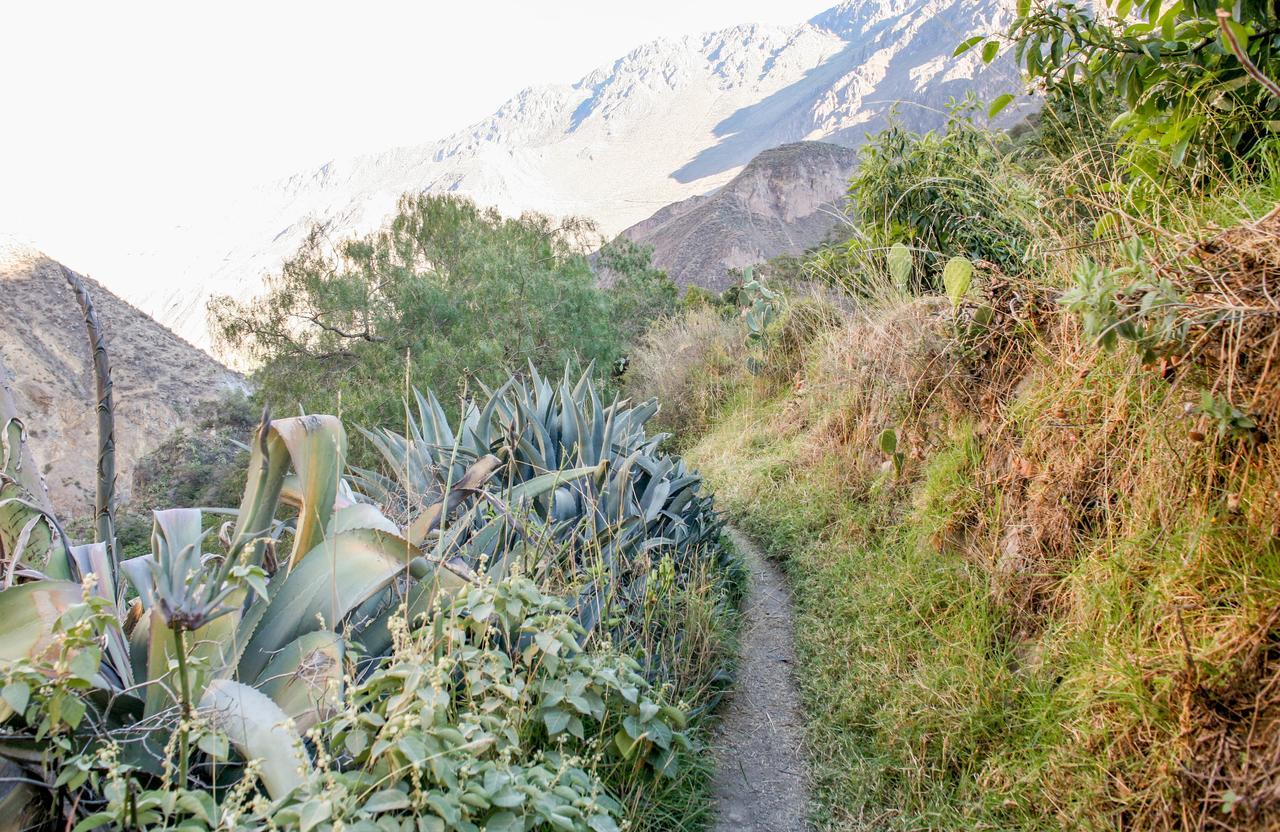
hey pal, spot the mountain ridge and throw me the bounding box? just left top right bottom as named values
left=617, top=141, right=857, bottom=290
left=94, top=0, right=1022, bottom=351
left=0, top=237, right=244, bottom=515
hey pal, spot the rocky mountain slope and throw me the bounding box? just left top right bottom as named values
left=96, top=0, right=1020, bottom=351
left=0, top=238, right=244, bottom=516
left=616, top=141, right=857, bottom=290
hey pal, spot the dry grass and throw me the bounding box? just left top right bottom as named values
left=674, top=199, right=1280, bottom=830
left=624, top=307, right=747, bottom=441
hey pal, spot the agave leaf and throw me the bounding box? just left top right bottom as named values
left=0, top=582, right=89, bottom=663
left=404, top=454, right=503, bottom=547
left=252, top=631, right=343, bottom=731
left=236, top=527, right=417, bottom=682
left=0, top=415, right=69, bottom=579
left=142, top=603, right=242, bottom=719
left=273, top=417, right=347, bottom=571
left=0, top=494, right=69, bottom=582
left=67, top=542, right=116, bottom=604
left=198, top=679, right=310, bottom=800
left=234, top=415, right=346, bottom=573
left=505, top=463, right=606, bottom=506
left=326, top=503, right=400, bottom=537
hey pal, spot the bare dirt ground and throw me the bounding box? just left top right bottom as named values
left=710, top=528, right=810, bottom=832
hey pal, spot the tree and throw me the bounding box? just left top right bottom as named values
left=596, top=237, right=679, bottom=353
left=209, top=194, right=666, bottom=450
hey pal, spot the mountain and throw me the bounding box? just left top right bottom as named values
left=616, top=141, right=857, bottom=290
left=0, top=238, right=245, bottom=516
left=98, top=0, right=1022, bottom=350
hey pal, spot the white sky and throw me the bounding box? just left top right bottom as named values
left=0, top=0, right=835, bottom=263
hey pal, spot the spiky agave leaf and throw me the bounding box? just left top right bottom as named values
left=197, top=679, right=310, bottom=800
left=233, top=413, right=347, bottom=573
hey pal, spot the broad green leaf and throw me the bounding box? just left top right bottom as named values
left=982, top=40, right=1000, bottom=63
left=273, top=417, right=347, bottom=570
left=198, top=679, right=310, bottom=800
left=252, top=631, right=343, bottom=731
left=363, top=790, right=410, bottom=813
left=953, top=35, right=984, bottom=56
left=988, top=93, right=1015, bottom=118
left=942, top=257, right=975, bottom=308
left=236, top=527, right=415, bottom=683
left=0, top=582, right=87, bottom=663
left=404, top=454, right=502, bottom=546
left=234, top=415, right=347, bottom=572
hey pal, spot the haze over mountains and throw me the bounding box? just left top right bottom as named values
left=54, top=0, right=1020, bottom=351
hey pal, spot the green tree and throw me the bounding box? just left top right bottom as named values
left=596, top=237, right=679, bottom=353
left=808, top=103, right=1038, bottom=295
left=210, top=194, right=665, bottom=450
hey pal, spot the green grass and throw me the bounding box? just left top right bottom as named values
left=685, top=362, right=1280, bottom=831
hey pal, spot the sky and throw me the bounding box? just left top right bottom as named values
left=0, top=0, right=835, bottom=264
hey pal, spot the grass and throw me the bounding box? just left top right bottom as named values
left=681, top=282, right=1280, bottom=829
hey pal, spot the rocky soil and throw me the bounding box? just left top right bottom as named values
left=0, top=238, right=244, bottom=516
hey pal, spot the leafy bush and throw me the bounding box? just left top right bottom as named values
left=4, top=575, right=688, bottom=832
left=807, top=104, right=1039, bottom=300
left=0, top=367, right=727, bottom=830
left=354, top=367, right=735, bottom=698
left=1000, top=0, right=1280, bottom=178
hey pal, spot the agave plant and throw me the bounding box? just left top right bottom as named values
left=0, top=274, right=591, bottom=810
left=0, top=405, right=496, bottom=792
left=354, top=366, right=723, bottom=636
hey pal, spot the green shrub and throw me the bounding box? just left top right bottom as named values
left=4, top=576, right=690, bottom=832
left=210, top=195, right=674, bottom=464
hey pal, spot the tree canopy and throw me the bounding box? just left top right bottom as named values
left=210, top=194, right=676, bottom=445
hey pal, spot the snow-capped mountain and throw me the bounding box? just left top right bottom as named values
left=110, top=0, right=1021, bottom=351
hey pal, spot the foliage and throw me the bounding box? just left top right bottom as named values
left=209, top=195, right=671, bottom=459
left=6, top=576, right=689, bottom=832
left=809, top=104, right=1039, bottom=298
left=941, top=256, right=975, bottom=308
left=596, top=237, right=680, bottom=358
left=737, top=272, right=783, bottom=375
left=0, top=383, right=705, bottom=828
left=354, top=367, right=731, bottom=694
left=1059, top=238, right=1187, bottom=360
left=996, top=0, right=1280, bottom=177
left=131, top=391, right=257, bottom=511
left=877, top=428, right=905, bottom=476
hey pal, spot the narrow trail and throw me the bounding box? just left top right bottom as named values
left=710, top=528, right=810, bottom=832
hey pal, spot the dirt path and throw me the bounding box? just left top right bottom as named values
left=710, top=528, right=810, bottom=832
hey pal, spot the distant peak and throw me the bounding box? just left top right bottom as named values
left=808, top=0, right=913, bottom=35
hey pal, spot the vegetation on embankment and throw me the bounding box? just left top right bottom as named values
left=675, top=227, right=1280, bottom=828
left=624, top=4, right=1280, bottom=823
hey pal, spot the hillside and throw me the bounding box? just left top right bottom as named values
left=616, top=141, right=856, bottom=290
left=87, top=0, right=1020, bottom=350
left=0, top=238, right=244, bottom=516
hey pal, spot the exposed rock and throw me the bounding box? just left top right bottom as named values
left=0, top=238, right=245, bottom=517
left=615, top=141, right=857, bottom=291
